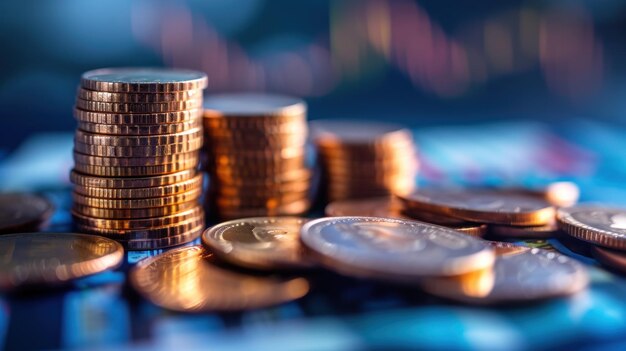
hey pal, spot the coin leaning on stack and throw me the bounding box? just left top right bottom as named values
left=310, top=120, right=418, bottom=202
left=70, top=68, right=208, bottom=250
left=202, top=93, right=311, bottom=220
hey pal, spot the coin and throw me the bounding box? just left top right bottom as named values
left=73, top=206, right=202, bottom=230
left=70, top=169, right=197, bottom=188
left=78, top=88, right=202, bottom=103
left=592, top=246, right=626, bottom=273
left=75, top=128, right=202, bottom=147
left=310, top=120, right=413, bottom=147
left=215, top=192, right=309, bottom=209
left=73, top=139, right=203, bottom=157
left=0, top=233, right=123, bottom=290
left=130, top=246, right=309, bottom=311
left=77, top=120, right=201, bottom=136
left=216, top=199, right=311, bottom=220
left=213, top=179, right=311, bottom=197
left=202, top=217, right=314, bottom=270
left=203, top=93, right=306, bottom=118
left=489, top=221, right=560, bottom=239
left=73, top=151, right=199, bottom=167
left=300, top=216, right=495, bottom=279
left=400, top=208, right=487, bottom=237
left=81, top=67, right=208, bottom=93
left=72, top=201, right=198, bottom=219
left=117, top=225, right=204, bottom=250
left=0, top=193, right=55, bottom=234
left=325, top=197, right=408, bottom=219
left=73, top=173, right=203, bottom=199
left=75, top=212, right=204, bottom=240
left=73, top=158, right=199, bottom=177
left=74, top=108, right=202, bottom=124
left=399, top=188, right=555, bottom=226
left=72, top=187, right=202, bottom=209
left=557, top=205, right=626, bottom=250
left=422, top=247, right=588, bottom=304
left=76, top=98, right=203, bottom=114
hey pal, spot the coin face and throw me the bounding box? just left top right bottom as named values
left=130, top=246, right=309, bottom=312
left=557, top=205, right=626, bottom=249
left=422, top=247, right=588, bottom=304
left=0, top=233, right=123, bottom=290
left=81, top=68, right=208, bottom=92
left=203, top=93, right=306, bottom=117
left=0, top=193, right=55, bottom=233
left=202, top=217, right=314, bottom=270
left=399, top=188, right=555, bottom=226
left=300, top=216, right=495, bottom=278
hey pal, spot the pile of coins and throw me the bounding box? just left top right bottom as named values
left=311, top=120, right=418, bottom=202
left=202, top=93, right=311, bottom=220
left=70, top=68, right=207, bottom=250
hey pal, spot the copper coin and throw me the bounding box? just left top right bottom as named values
left=75, top=98, right=203, bottom=114
left=78, top=119, right=201, bottom=136
left=115, top=224, right=204, bottom=250
left=75, top=128, right=202, bottom=147
left=80, top=67, right=208, bottom=93
left=78, top=87, right=202, bottom=103
left=489, top=221, right=560, bottom=239
left=203, top=93, right=306, bottom=118
left=73, top=173, right=203, bottom=199
left=593, top=246, right=626, bottom=273
left=214, top=192, right=309, bottom=210
left=72, top=206, right=203, bottom=230
left=73, top=151, right=199, bottom=167
left=557, top=205, right=626, bottom=250
left=400, top=208, right=487, bottom=237
left=310, top=120, right=413, bottom=147
left=72, top=201, right=198, bottom=220
left=74, top=108, right=202, bottom=124
left=399, top=188, right=555, bottom=226
left=213, top=179, right=311, bottom=197
left=202, top=217, right=314, bottom=270
left=422, top=247, right=588, bottom=304
left=73, top=159, right=199, bottom=177
left=0, top=233, right=123, bottom=290
left=300, top=216, right=495, bottom=279
left=69, top=169, right=196, bottom=188
left=0, top=193, right=55, bottom=234
left=130, top=246, right=309, bottom=311
left=217, top=199, right=311, bottom=220
left=325, top=197, right=408, bottom=219
left=73, top=139, right=203, bottom=157
left=72, top=187, right=202, bottom=209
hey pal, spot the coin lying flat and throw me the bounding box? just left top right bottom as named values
left=398, top=206, right=487, bottom=237
left=422, top=246, right=588, bottom=304
left=399, top=188, right=555, bottom=226
left=78, top=88, right=202, bottom=103
left=300, top=216, right=495, bottom=279
left=70, top=169, right=197, bottom=188
left=592, top=246, right=626, bottom=273
left=202, top=217, right=314, bottom=270
left=74, top=108, right=202, bottom=124
left=203, top=93, right=306, bottom=118
left=72, top=201, right=198, bottom=220
left=0, top=193, right=55, bottom=234
left=130, top=246, right=309, bottom=312
left=557, top=205, right=626, bottom=250
left=81, top=67, right=208, bottom=93
left=72, top=187, right=202, bottom=209
left=73, top=173, right=203, bottom=199
left=0, top=233, right=123, bottom=290
left=489, top=221, right=560, bottom=239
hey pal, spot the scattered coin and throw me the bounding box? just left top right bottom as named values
left=592, top=246, right=626, bottom=273
left=300, top=216, right=495, bottom=280
left=399, top=188, right=555, bottom=226
left=202, top=217, right=314, bottom=270
left=399, top=207, right=488, bottom=237
left=557, top=205, right=626, bottom=250
left=130, top=246, right=310, bottom=312
left=489, top=220, right=560, bottom=239
left=422, top=246, right=588, bottom=304
left=0, top=193, right=55, bottom=234
left=0, top=233, right=123, bottom=290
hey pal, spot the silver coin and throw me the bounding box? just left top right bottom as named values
left=558, top=205, right=626, bottom=249
left=300, top=216, right=495, bottom=278
left=202, top=217, right=315, bottom=270
left=423, top=247, right=588, bottom=304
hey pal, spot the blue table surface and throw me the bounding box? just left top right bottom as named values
left=2, top=119, right=626, bottom=351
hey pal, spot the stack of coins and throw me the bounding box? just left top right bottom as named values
left=202, top=93, right=311, bottom=220
left=70, top=68, right=208, bottom=250
left=310, top=120, right=418, bottom=202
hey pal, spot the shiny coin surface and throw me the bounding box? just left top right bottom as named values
left=0, top=233, right=123, bottom=290
left=73, top=139, right=203, bottom=157
left=73, top=173, right=203, bottom=199
left=74, top=108, right=202, bottom=124
left=78, top=88, right=202, bottom=103
left=401, top=209, right=487, bottom=237
left=70, top=169, right=197, bottom=188
left=399, top=188, right=555, bottom=226
left=202, top=217, right=314, bottom=270
left=81, top=67, right=208, bottom=93
left=310, top=120, right=412, bottom=147
left=72, top=201, right=198, bottom=219
left=73, top=158, right=199, bottom=177
left=0, top=193, right=55, bottom=234
left=116, top=225, right=204, bottom=250
left=77, top=120, right=201, bottom=136
left=72, top=187, right=201, bottom=209
left=592, top=246, right=626, bottom=273
left=73, top=151, right=199, bottom=167
left=489, top=221, right=559, bottom=239
left=557, top=205, right=626, bottom=250
left=74, top=128, right=202, bottom=147
left=300, top=216, right=495, bottom=279
left=203, top=93, right=306, bottom=118
left=130, top=245, right=309, bottom=312
left=72, top=206, right=203, bottom=230
left=422, top=247, right=588, bottom=304
left=76, top=98, right=203, bottom=114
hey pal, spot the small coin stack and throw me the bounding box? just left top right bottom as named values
left=70, top=68, right=208, bottom=250
left=310, top=120, right=418, bottom=202
left=202, top=93, right=311, bottom=220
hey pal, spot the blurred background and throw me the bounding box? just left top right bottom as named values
left=1, top=0, right=624, bottom=152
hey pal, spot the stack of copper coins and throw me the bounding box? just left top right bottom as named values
left=311, top=120, right=418, bottom=202
left=70, top=68, right=208, bottom=250
left=202, top=93, right=311, bottom=220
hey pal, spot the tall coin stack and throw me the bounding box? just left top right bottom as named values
left=202, top=93, right=311, bottom=220
left=70, top=68, right=208, bottom=250
left=311, top=120, right=418, bottom=202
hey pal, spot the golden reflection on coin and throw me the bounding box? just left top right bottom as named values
left=300, top=216, right=495, bottom=280
left=130, top=246, right=310, bottom=312
left=422, top=246, right=588, bottom=304
left=0, top=233, right=123, bottom=290
left=0, top=193, right=55, bottom=234
left=399, top=188, right=555, bottom=226
left=202, top=217, right=314, bottom=270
